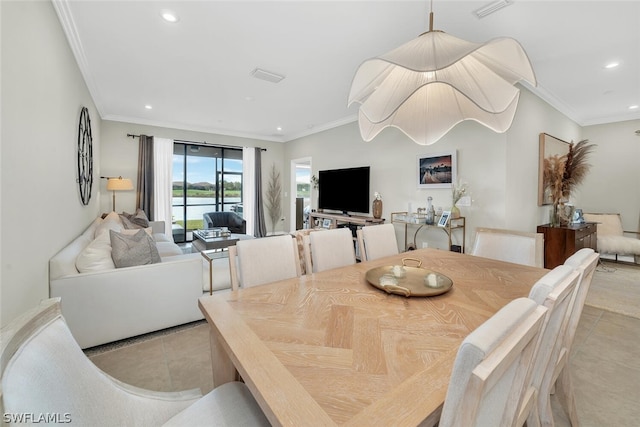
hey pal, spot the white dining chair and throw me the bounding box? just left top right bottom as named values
left=229, top=234, right=301, bottom=290
left=438, top=297, right=548, bottom=427
left=471, top=227, right=544, bottom=268
left=547, top=248, right=599, bottom=426
left=303, top=227, right=356, bottom=273
left=356, top=223, right=399, bottom=261
left=525, top=265, right=581, bottom=427
left=0, top=298, right=270, bottom=426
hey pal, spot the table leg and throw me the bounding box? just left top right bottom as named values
left=208, top=258, right=213, bottom=295
left=209, top=328, right=237, bottom=387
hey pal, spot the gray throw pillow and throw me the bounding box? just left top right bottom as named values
left=120, top=209, right=150, bottom=229
left=110, top=229, right=161, bottom=268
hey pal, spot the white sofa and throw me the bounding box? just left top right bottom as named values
left=50, top=215, right=207, bottom=349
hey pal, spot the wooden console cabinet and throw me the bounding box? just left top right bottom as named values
left=537, top=223, right=597, bottom=269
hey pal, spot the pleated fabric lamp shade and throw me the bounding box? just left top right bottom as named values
left=348, top=11, right=536, bottom=145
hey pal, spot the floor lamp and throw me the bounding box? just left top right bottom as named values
left=102, top=176, right=133, bottom=212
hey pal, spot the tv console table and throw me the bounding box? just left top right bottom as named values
left=309, top=212, right=385, bottom=229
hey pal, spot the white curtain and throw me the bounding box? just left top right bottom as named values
left=153, top=138, right=174, bottom=236
left=243, top=147, right=256, bottom=236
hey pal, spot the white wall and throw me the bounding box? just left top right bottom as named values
left=579, top=119, right=640, bottom=231
left=1, top=0, right=101, bottom=325
left=283, top=87, right=582, bottom=251
left=99, top=121, right=286, bottom=230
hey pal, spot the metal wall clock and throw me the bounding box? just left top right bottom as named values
left=77, top=106, right=93, bottom=205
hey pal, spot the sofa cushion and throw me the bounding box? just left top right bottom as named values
left=156, top=241, right=185, bottom=258
left=110, top=229, right=161, bottom=268
left=95, top=212, right=124, bottom=238
left=76, top=233, right=116, bottom=273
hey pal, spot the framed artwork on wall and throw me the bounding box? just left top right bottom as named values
left=417, top=151, right=457, bottom=189
left=538, top=133, right=570, bottom=206
left=438, top=211, right=451, bottom=227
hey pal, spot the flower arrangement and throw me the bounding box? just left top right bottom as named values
left=374, top=191, right=382, bottom=200
left=543, top=139, right=596, bottom=225
left=452, top=181, right=468, bottom=205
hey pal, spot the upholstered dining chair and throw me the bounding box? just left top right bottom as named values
left=548, top=248, right=599, bottom=426
left=438, top=297, right=548, bottom=427
left=0, top=298, right=269, bottom=426
left=471, top=227, right=544, bottom=268
left=229, top=234, right=301, bottom=290
left=526, top=265, right=581, bottom=427
left=356, top=223, right=399, bottom=261
left=303, top=227, right=356, bottom=273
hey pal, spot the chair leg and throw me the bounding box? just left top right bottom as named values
left=555, top=367, right=580, bottom=427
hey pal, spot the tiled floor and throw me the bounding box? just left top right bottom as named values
left=87, top=269, right=640, bottom=426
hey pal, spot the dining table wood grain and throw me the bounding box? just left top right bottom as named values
left=198, top=248, right=549, bottom=426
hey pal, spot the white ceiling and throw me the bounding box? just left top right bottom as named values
left=54, top=0, right=640, bottom=143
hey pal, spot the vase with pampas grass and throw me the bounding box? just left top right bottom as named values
left=543, top=139, right=596, bottom=226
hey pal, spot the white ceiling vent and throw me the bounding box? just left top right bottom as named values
left=473, top=0, right=513, bottom=19
left=250, top=68, right=285, bottom=84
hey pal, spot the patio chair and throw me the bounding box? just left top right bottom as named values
left=203, top=211, right=246, bottom=234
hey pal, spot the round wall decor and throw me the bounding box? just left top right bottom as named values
left=77, top=107, right=93, bottom=205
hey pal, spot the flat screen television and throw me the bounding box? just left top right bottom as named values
left=318, top=166, right=370, bottom=215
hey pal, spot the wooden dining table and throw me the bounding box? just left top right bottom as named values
left=198, top=248, right=548, bottom=426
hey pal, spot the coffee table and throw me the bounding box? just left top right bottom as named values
left=192, top=229, right=254, bottom=294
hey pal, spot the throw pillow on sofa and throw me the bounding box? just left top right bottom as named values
left=110, top=229, right=161, bottom=268
left=95, top=211, right=124, bottom=238
left=76, top=232, right=116, bottom=273
left=120, top=209, right=150, bottom=229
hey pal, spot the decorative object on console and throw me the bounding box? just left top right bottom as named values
left=438, top=210, right=451, bottom=227
left=542, top=138, right=596, bottom=226
left=265, top=163, right=282, bottom=235
left=417, top=151, right=456, bottom=189
left=426, top=196, right=435, bottom=225
left=372, top=192, right=383, bottom=219
left=101, top=176, right=133, bottom=212
left=77, top=107, right=93, bottom=205
left=451, top=181, right=469, bottom=219
left=348, top=1, right=536, bottom=145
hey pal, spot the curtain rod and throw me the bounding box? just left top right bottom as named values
left=127, top=134, right=266, bottom=151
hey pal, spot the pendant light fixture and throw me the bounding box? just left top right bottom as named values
left=348, top=1, right=536, bottom=145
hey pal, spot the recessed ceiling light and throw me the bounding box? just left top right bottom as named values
left=161, top=11, right=179, bottom=23
left=605, top=62, right=619, bottom=69
left=629, top=105, right=639, bottom=110
left=276, top=126, right=283, bottom=132
left=144, top=105, right=153, bottom=110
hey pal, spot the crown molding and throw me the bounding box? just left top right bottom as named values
left=52, top=0, right=105, bottom=117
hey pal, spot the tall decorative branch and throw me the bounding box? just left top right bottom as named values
left=543, top=139, right=596, bottom=225
left=265, top=163, right=282, bottom=235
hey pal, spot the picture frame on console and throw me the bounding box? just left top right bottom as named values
left=417, top=151, right=457, bottom=189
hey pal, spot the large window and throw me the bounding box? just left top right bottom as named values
left=172, top=143, right=243, bottom=243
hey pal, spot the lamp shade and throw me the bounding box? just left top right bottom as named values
left=106, top=177, right=133, bottom=191
left=349, top=27, right=536, bottom=145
